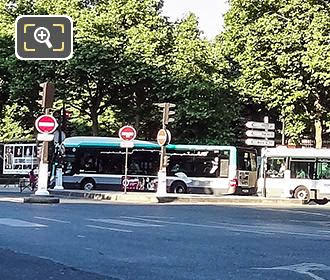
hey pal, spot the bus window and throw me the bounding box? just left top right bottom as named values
left=98, top=153, right=124, bottom=175
left=219, top=150, right=230, bottom=178
left=266, top=157, right=286, bottom=178
left=80, top=151, right=98, bottom=173
left=168, top=155, right=194, bottom=177
left=238, top=150, right=257, bottom=171
left=317, top=160, right=330, bottom=179
left=290, top=159, right=316, bottom=179
left=128, top=151, right=159, bottom=175
left=194, top=156, right=219, bottom=178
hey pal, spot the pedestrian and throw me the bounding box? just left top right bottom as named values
left=29, top=169, right=37, bottom=192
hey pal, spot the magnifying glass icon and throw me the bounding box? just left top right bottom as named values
left=34, top=27, right=53, bottom=48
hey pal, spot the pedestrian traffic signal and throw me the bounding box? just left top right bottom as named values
left=36, top=142, right=43, bottom=159
left=38, top=82, right=55, bottom=109
left=163, top=155, right=170, bottom=167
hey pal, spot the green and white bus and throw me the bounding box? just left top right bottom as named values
left=59, top=136, right=257, bottom=195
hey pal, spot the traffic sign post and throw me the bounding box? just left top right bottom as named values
left=245, top=130, right=275, bottom=138
left=119, top=126, right=136, bottom=142
left=34, top=114, right=58, bottom=196
left=245, top=121, right=275, bottom=130
left=154, top=103, right=176, bottom=197
left=35, top=115, right=58, bottom=134
left=245, top=116, right=276, bottom=198
left=119, top=126, right=137, bottom=194
left=245, top=138, right=275, bottom=147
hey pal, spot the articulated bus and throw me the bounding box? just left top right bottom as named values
left=59, top=137, right=257, bottom=195
left=63, top=137, right=256, bottom=194
left=257, top=146, right=330, bottom=201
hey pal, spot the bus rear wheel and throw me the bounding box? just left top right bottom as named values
left=81, top=179, right=95, bottom=191
left=294, top=186, right=310, bottom=201
left=172, top=181, right=187, bottom=194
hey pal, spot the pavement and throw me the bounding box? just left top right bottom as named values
left=46, top=189, right=309, bottom=206
left=0, top=185, right=323, bottom=206
left=1, top=201, right=330, bottom=279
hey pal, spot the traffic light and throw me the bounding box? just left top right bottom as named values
left=163, top=155, right=170, bottom=167
left=164, top=103, right=176, bottom=125
left=36, top=142, right=43, bottom=160
left=62, top=108, right=72, bottom=132
left=38, top=82, right=55, bottom=109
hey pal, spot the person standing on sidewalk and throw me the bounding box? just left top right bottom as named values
left=29, top=169, right=37, bottom=192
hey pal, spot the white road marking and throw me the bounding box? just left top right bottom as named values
left=121, top=217, right=272, bottom=235
left=0, top=198, right=23, bottom=203
left=318, top=230, right=330, bottom=233
left=210, top=222, right=330, bottom=239
left=254, top=263, right=330, bottom=280
left=290, top=220, right=330, bottom=227
left=264, top=209, right=330, bottom=218
left=0, top=218, right=47, bottom=227
left=136, top=216, right=174, bottom=219
left=34, top=216, right=71, bottom=224
left=88, top=218, right=163, bottom=227
left=86, top=225, right=132, bottom=233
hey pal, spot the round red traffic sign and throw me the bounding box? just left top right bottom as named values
left=35, top=115, right=58, bottom=134
left=119, top=126, right=137, bottom=141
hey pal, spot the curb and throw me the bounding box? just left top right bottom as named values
left=157, top=196, right=307, bottom=205
left=24, top=195, right=60, bottom=204
left=49, top=190, right=158, bottom=203
left=49, top=190, right=307, bottom=206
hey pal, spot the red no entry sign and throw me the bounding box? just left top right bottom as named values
left=35, top=115, right=58, bottom=134
left=119, top=126, right=136, bottom=141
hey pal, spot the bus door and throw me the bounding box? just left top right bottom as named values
left=264, top=157, right=288, bottom=197
left=316, top=159, right=330, bottom=196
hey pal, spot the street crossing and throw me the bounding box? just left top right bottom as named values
left=0, top=215, right=329, bottom=241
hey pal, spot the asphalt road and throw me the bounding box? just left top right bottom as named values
left=0, top=199, right=330, bottom=280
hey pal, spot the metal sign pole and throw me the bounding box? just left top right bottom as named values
left=263, top=116, right=269, bottom=198
left=35, top=108, right=51, bottom=196
left=124, top=147, right=128, bottom=194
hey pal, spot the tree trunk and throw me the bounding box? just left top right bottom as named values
left=135, top=114, right=140, bottom=132
left=315, top=119, right=322, bottom=149
left=91, top=110, right=99, bottom=136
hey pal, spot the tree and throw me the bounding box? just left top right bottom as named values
left=221, top=0, right=330, bottom=146
left=168, top=13, right=239, bottom=144
left=56, top=0, right=173, bottom=136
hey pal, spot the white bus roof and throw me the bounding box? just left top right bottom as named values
left=262, top=146, right=330, bottom=158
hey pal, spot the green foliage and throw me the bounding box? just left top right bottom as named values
left=0, top=104, right=33, bottom=141
left=168, top=14, right=239, bottom=144
left=221, top=0, right=330, bottom=143
left=1, top=0, right=328, bottom=146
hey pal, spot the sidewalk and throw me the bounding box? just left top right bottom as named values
left=0, top=185, right=313, bottom=206
left=49, top=189, right=308, bottom=206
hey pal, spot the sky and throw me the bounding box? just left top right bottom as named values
left=161, top=0, right=230, bottom=39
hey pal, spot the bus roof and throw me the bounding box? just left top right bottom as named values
left=63, top=137, right=236, bottom=152
left=167, top=144, right=236, bottom=152
left=262, top=146, right=330, bottom=158
left=63, top=137, right=160, bottom=149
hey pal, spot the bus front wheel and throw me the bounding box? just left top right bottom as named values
left=294, top=186, right=310, bottom=201
left=172, top=181, right=187, bottom=194
left=81, top=179, right=95, bottom=191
